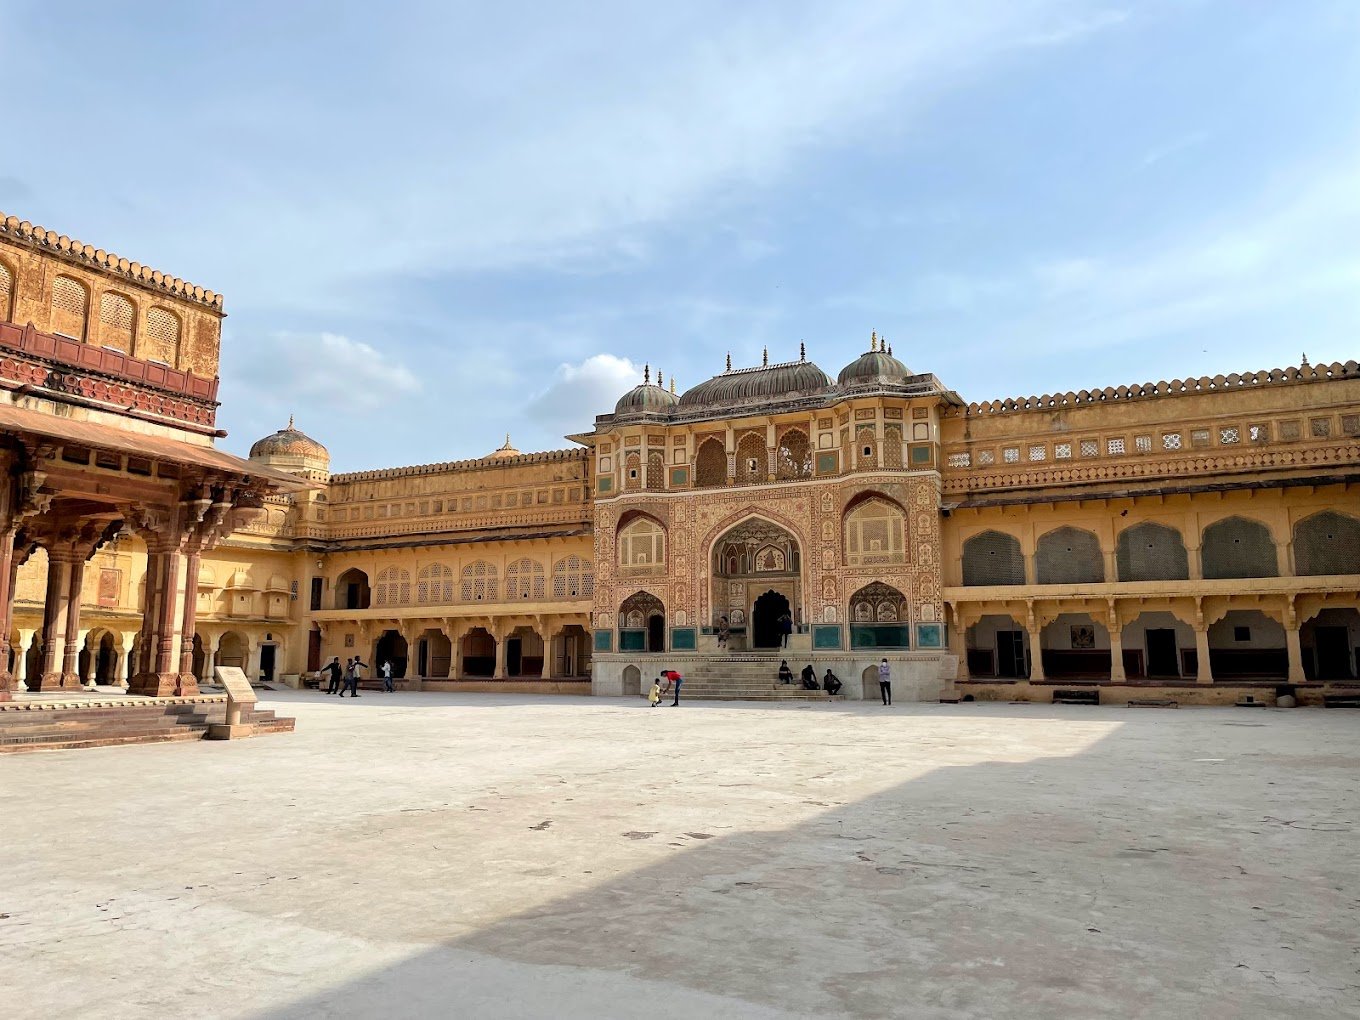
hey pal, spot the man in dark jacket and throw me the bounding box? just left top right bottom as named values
left=344, top=657, right=368, bottom=698
left=323, top=656, right=343, bottom=695
left=822, top=669, right=842, bottom=695
left=800, top=664, right=818, bottom=690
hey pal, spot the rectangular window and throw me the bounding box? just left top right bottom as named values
left=1080, top=439, right=1099, bottom=458
left=1028, top=444, right=1046, bottom=462
left=1233, top=626, right=1250, bottom=642
left=1342, top=414, right=1359, bottom=436
left=1134, top=435, right=1152, bottom=453
left=1279, top=420, right=1300, bottom=441
left=1311, top=417, right=1332, bottom=438
left=947, top=452, right=971, bottom=468
left=1163, top=432, right=1182, bottom=450
left=1248, top=423, right=1269, bottom=443
left=977, top=449, right=995, bottom=465
left=1219, top=426, right=1240, bottom=445
left=1107, top=438, right=1125, bottom=455
left=1191, top=429, right=1211, bottom=448
left=1054, top=442, right=1072, bottom=459
left=1003, top=447, right=1020, bottom=464
left=310, top=577, right=323, bottom=611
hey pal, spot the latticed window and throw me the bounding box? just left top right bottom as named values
left=849, top=582, right=907, bottom=623
left=1107, top=438, right=1125, bottom=455
left=962, top=531, right=1024, bottom=586
left=506, top=558, right=545, bottom=599
left=1311, top=418, right=1332, bottom=438
left=735, top=431, right=765, bottom=484
left=1293, top=511, right=1360, bottom=576
left=1054, top=443, right=1072, bottom=459
left=1219, top=426, right=1240, bottom=445
left=99, top=292, right=135, bottom=352
left=0, top=262, right=13, bottom=320
left=1079, top=439, right=1099, bottom=458
left=1163, top=433, right=1182, bottom=450
left=645, top=451, right=664, bottom=490
left=1028, top=444, right=1046, bottom=462
left=416, top=563, right=454, bottom=603
left=844, top=498, right=907, bottom=567
left=1035, top=527, right=1104, bottom=584
left=694, top=438, right=726, bottom=488
left=374, top=566, right=411, bottom=606
left=777, top=429, right=812, bottom=479
left=882, top=425, right=903, bottom=468
left=460, top=561, right=499, bottom=601
left=1191, top=429, right=1211, bottom=448
left=1279, top=421, right=1300, bottom=441
left=977, top=449, right=995, bottom=465
left=624, top=452, right=642, bottom=489
left=619, top=517, right=666, bottom=569
left=947, top=453, right=971, bottom=468
left=144, top=307, right=180, bottom=364
left=1134, top=435, right=1152, bottom=453
left=51, top=275, right=88, bottom=339
left=552, top=555, right=594, bottom=599
left=856, top=427, right=878, bottom=469
left=1116, top=522, right=1189, bottom=581
left=1248, top=424, right=1269, bottom=444
left=1201, top=517, right=1278, bottom=579
left=1342, top=414, right=1359, bottom=437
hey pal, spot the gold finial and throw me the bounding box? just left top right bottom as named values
left=287, top=413, right=295, bottom=430
left=644, top=364, right=650, bottom=384
left=870, top=330, right=879, bottom=352
left=726, top=352, right=732, bottom=371
left=504, top=432, right=511, bottom=447
left=670, top=376, right=676, bottom=394
left=762, top=346, right=768, bottom=366
left=799, top=341, right=806, bottom=362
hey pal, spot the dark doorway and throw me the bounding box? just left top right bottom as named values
left=259, top=645, right=276, bottom=682
left=647, top=614, right=665, bottom=653
left=752, top=590, right=790, bottom=649
left=996, top=630, right=1025, bottom=678
left=507, top=637, right=522, bottom=675
left=97, top=633, right=118, bottom=684
left=375, top=630, right=408, bottom=678
left=1315, top=626, right=1354, bottom=679
left=190, top=634, right=205, bottom=681
left=1146, top=629, right=1179, bottom=677
left=307, top=628, right=322, bottom=672
left=462, top=629, right=495, bottom=677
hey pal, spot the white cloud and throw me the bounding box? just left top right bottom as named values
left=233, top=331, right=420, bottom=412
left=527, top=354, right=643, bottom=434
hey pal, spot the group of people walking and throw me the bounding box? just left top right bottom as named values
left=317, top=656, right=396, bottom=697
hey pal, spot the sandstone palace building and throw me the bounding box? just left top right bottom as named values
left=3, top=212, right=1358, bottom=706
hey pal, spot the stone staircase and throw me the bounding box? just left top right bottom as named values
left=670, top=656, right=836, bottom=702
left=0, top=697, right=295, bottom=753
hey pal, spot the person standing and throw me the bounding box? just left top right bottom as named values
left=345, top=657, right=368, bottom=698
left=661, top=668, right=683, bottom=706
left=778, top=612, right=793, bottom=648
left=381, top=660, right=394, bottom=693
left=324, top=656, right=343, bottom=695
left=877, top=658, right=892, bottom=706
left=717, top=616, right=730, bottom=651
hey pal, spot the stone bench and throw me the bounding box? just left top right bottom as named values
left=1052, top=689, right=1100, bottom=706
left=1128, top=698, right=1178, bottom=709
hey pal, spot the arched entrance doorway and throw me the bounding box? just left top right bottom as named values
left=752, top=590, right=790, bottom=649
left=710, top=517, right=801, bottom=647
left=374, top=630, right=408, bottom=678
left=461, top=627, right=496, bottom=677
left=619, top=591, right=665, bottom=653
left=335, top=568, right=371, bottom=610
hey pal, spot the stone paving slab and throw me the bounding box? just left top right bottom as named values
left=1, top=691, right=1357, bottom=1019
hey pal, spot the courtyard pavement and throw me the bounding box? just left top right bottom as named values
left=2, top=691, right=1357, bottom=1019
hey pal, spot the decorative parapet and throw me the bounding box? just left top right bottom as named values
left=948, top=360, right=1360, bottom=418
left=0, top=212, right=224, bottom=311
left=330, top=447, right=588, bottom=484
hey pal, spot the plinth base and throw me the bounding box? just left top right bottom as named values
left=31, top=672, right=81, bottom=692
left=205, top=722, right=253, bottom=740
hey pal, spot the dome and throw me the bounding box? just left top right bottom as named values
left=679, top=348, right=833, bottom=408
left=489, top=434, right=521, bottom=459
left=249, top=416, right=329, bottom=462
left=837, top=333, right=911, bottom=387
left=614, top=366, right=679, bottom=416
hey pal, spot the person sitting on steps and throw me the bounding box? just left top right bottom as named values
left=800, top=664, right=819, bottom=690
left=717, top=616, right=730, bottom=651
left=822, top=669, right=842, bottom=695
left=777, top=660, right=793, bottom=684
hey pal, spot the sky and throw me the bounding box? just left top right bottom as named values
left=2, top=1, right=1357, bottom=472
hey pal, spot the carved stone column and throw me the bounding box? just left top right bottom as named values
left=1284, top=597, right=1306, bottom=684
left=176, top=548, right=202, bottom=694
left=34, top=550, right=73, bottom=691
left=1025, top=604, right=1045, bottom=682
left=59, top=557, right=87, bottom=686
left=1107, top=604, right=1126, bottom=683
left=493, top=624, right=509, bottom=679
left=0, top=527, right=16, bottom=701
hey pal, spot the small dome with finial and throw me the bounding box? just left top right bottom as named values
left=489, top=433, right=521, bottom=459
left=614, top=363, right=680, bottom=416
left=249, top=415, right=330, bottom=473
left=837, top=330, right=911, bottom=388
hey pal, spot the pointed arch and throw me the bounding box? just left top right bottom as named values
left=51, top=274, right=89, bottom=339
left=0, top=259, right=14, bottom=322
left=776, top=427, right=812, bottom=479
left=843, top=493, right=908, bottom=567
left=618, top=514, right=666, bottom=573
left=1117, top=521, right=1188, bottom=581
left=552, top=555, right=594, bottom=599
left=98, top=291, right=136, bottom=353
left=1293, top=510, right=1360, bottom=576
left=460, top=560, right=499, bottom=601
left=1201, top=516, right=1278, bottom=579
left=962, top=530, right=1024, bottom=586
left=506, top=557, right=546, bottom=599
left=1036, top=526, right=1104, bottom=584
left=374, top=565, right=411, bottom=606
left=694, top=436, right=727, bottom=488
left=416, top=562, right=455, bottom=604
left=735, top=430, right=765, bottom=484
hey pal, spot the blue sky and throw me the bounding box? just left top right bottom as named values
left=2, top=1, right=1357, bottom=472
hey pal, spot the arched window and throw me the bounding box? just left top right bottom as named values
left=882, top=424, right=903, bottom=468
left=618, top=517, right=666, bottom=571
left=1201, top=517, right=1278, bottom=579
left=143, top=306, right=181, bottom=365
left=844, top=497, right=907, bottom=566
left=552, top=555, right=594, bottom=599
left=694, top=437, right=726, bottom=488
left=855, top=427, right=877, bottom=469
left=506, top=558, right=546, bottom=599
left=735, top=431, right=765, bottom=484
left=776, top=428, right=812, bottom=480
left=51, top=275, right=89, bottom=339
left=0, top=262, right=13, bottom=322
left=850, top=582, right=907, bottom=622
left=1117, top=522, right=1189, bottom=581
left=374, top=566, right=411, bottom=606
left=460, top=561, right=499, bottom=601
left=1293, top=511, right=1360, bottom=576
left=98, top=292, right=135, bottom=353
left=962, top=531, right=1024, bottom=586
left=1035, top=527, right=1104, bottom=584
left=416, top=562, right=454, bottom=604
left=645, top=450, right=665, bottom=490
